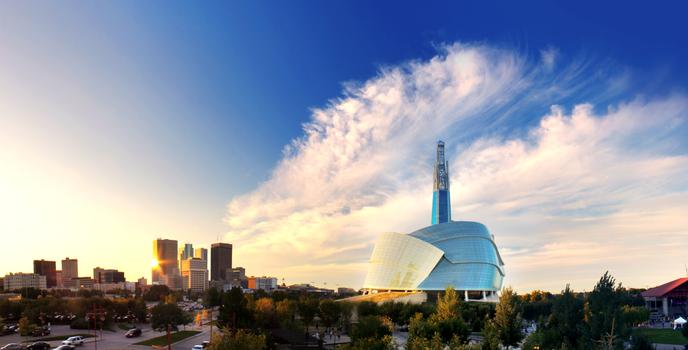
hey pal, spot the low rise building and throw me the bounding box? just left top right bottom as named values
left=72, top=277, right=95, bottom=289
left=3, top=273, right=47, bottom=290
left=248, top=276, right=277, bottom=291
left=642, top=277, right=688, bottom=318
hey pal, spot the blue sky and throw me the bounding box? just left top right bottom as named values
left=1, top=1, right=687, bottom=291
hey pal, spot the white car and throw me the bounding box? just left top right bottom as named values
left=62, top=337, right=84, bottom=346
left=192, top=345, right=203, bottom=350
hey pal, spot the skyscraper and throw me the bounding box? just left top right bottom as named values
left=194, top=248, right=208, bottom=269
left=210, top=243, right=232, bottom=281
left=431, top=141, right=451, bottom=225
left=33, top=260, right=57, bottom=288
left=153, top=239, right=179, bottom=287
left=180, top=243, right=194, bottom=261
left=181, top=258, right=208, bottom=292
left=61, top=258, right=78, bottom=288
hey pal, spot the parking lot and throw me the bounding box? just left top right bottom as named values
left=1, top=324, right=210, bottom=350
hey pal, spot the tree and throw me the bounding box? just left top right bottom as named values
left=682, top=323, right=688, bottom=338
left=349, top=315, right=392, bottom=343
left=150, top=302, right=191, bottom=331
left=297, top=298, right=319, bottom=330
left=207, top=329, right=267, bottom=350
left=586, top=272, right=625, bottom=346
left=357, top=301, right=378, bottom=317
left=143, top=285, right=170, bottom=302
left=275, top=299, right=297, bottom=322
left=254, top=298, right=275, bottom=328
left=339, top=301, right=354, bottom=329
left=204, top=287, right=222, bottom=308
left=318, top=299, right=341, bottom=328
left=549, top=284, right=585, bottom=348
left=18, top=316, right=36, bottom=336
left=487, top=287, right=523, bottom=349
left=217, top=287, right=252, bottom=329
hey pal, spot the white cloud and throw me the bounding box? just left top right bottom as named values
left=225, top=43, right=688, bottom=292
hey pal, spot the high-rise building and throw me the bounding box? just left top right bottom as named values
left=3, top=273, right=47, bottom=290
left=431, top=141, right=451, bottom=225
left=61, top=258, right=78, bottom=288
left=181, top=258, right=208, bottom=292
left=210, top=243, right=232, bottom=281
left=33, top=260, right=57, bottom=288
left=55, top=270, right=63, bottom=288
left=194, top=248, right=208, bottom=263
left=93, top=267, right=125, bottom=283
left=180, top=243, right=194, bottom=260
left=153, top=239, right=179, bottom=287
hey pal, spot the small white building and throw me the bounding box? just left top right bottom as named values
left=3, top=273, right=47, bottom=290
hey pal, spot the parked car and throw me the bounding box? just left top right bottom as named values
left=191, top=345, right=203, bottom=350
left=201, top=341, right=210, bottom=348
left=31, top=327, right=50, bottom=337
left=1, top=343, right=24, bottom=350
left=27, top=342, right=50, bottom=350
left=124, top=328, right=141, bottom=338
left=52, top=346, right=74, bottom=350
left=61, top=337, right=84, bottom=346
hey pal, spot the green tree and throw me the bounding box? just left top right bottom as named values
left=682, top=323, right=688, bottom=338
left=207, top=329, right=267, bottom=350
left=297, top=298, right=319, bottom=330
left=275, top=299, right=297, bottom=322
left=549, top=284, right=585, bottom=348
left=348, top=315, right=392, bottom=348
left=318, top=299, right=341, bottom=327
left=585, top=272, right=624, bottom=347
left=217, top=287, right=252, bottom=329
left=356, top=301, right=378, bottom=317
left=150, top=302, right=192, bottom=330
left=18, top=316, right=36, bottom=336
left=253, top=298, right=275, bottom=329
left=143, top=285, right=170, bottom=302
left=339, top=301, right=354, bottom=329
left=204, top=287, right=222, bottom=308
left=487, top=287, right=523, bottom=349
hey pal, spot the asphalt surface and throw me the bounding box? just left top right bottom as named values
left=1, top=324, right=211, bottom=350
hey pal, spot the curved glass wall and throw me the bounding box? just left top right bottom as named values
left=364, top=221, right=505, bottom=292
left=362, top=232, right=444, bottom=290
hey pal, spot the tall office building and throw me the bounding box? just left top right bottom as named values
left=210, top=243, right=232, bottom=281
left=153, top=239, right=179, bottom=287
left=33, top=260, right=57, bottom=288
left=181, top=258, right=208, bottom=292
left=194, top=248, right=208, bottom=262
left=431, top=141, right=451, bottom=225
left=61, top=258, right=78, bottom=288
left=3, top=273, right=47, bottom=290
left=180, top=243, right=194, bottom=260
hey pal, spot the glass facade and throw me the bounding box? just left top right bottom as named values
left=362, top=233, right=444, bottom=290
left=363, top=221, right=505, bottom=292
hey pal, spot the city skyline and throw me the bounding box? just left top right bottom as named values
left=2, top=2, right=688, bottom=293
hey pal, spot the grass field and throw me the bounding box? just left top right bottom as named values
left=634, top=328, right=688, bottom=345
left=28, top=334, right=95, bottom=342
left=133, top=330, right=201, bottom=346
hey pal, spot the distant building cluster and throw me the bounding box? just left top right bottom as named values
left=3, top=239, right=353, bottom=297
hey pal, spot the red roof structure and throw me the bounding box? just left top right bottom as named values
left=641, top=277, right=688, bottom=298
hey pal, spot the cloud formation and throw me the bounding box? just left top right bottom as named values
left=225, top=43, right=688, bottom=292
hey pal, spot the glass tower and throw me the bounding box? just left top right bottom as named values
left=431, top=141, right=451, bottom=225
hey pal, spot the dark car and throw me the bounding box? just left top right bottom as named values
left=27, top=342, right=50, bottom=350
left=124, top=328, right=142, bottom=338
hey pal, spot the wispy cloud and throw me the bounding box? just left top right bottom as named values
left=225, top=43, right=688, bottom=291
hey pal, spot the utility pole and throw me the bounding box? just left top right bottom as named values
left=87, top=304, right=106, bottom=350
left=167, top=323, right=172, bottom=350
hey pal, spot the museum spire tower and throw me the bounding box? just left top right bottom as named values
left=431, top=141, right=451, bottom=225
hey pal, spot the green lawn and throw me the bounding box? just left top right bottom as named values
left=27, top=334, right=95, bottom=342
left=634, top=328, right=688, bottom=345
left=133, top=330, right=201, bottom=346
